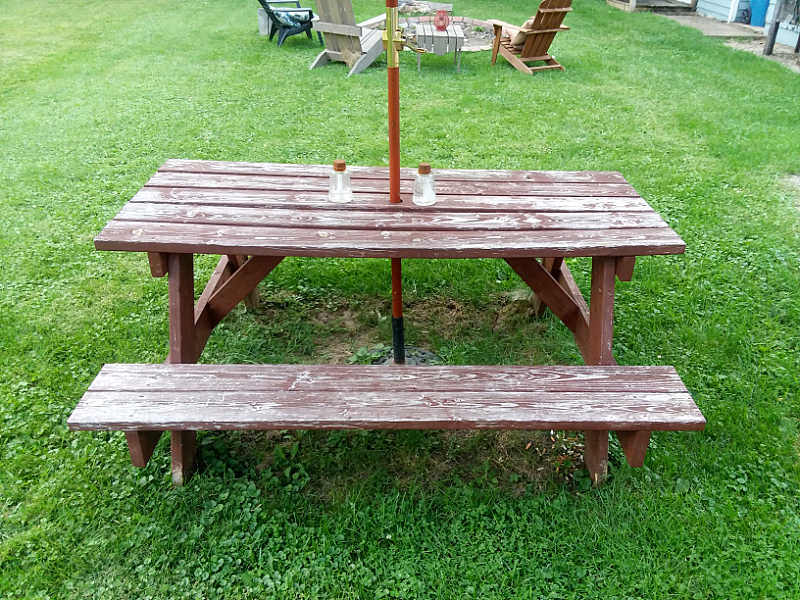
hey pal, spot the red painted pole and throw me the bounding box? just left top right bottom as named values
left=386, top=0, right=404, bottom=364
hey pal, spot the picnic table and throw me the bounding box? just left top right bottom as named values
left=69, top=160, right=704, bottom=485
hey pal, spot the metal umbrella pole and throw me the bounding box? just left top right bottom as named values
left=385, top=0, right=404, bottom=364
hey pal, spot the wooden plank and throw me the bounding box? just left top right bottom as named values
left=129, top=187, right=656, bottom=213
left=532, top=257, right=563, bottom=316
left=125, top=431, right=161, bottom=467
left=193, top=256, right=283, bottom=356
left=433, top=28, right=448, bottom=55
left=584, top=430, right=609, bottom=485
left=171, top=430, right=195, bottom=486
left=69, top=390, right=705, bottom=431
left=617, top=430, right=651, bottom=467
left=526, top=62, right=564, bottom=73
left=313, top=0, right=362, bottom=65
left=587, top=256, right=617, bottom=365
left=356, top=14, right=385, bottom=28
left=616, top=256, right=636, bottom=281
left=115, top=203, right=669, bottom=232
left=167, top=253, right=195, bottom=364
left=145, top=172, right=640, bottom=197
left=558, top=260, right=590, bottom=327
left=227, top=255, right=259, bottom=309
left=498, top=44, right=535, bottom=75
left=193, top=255, right=236, bottom=329
left=95, top=222, right=686, bottom=258
left=87, top=364, right=690, bottom=393
left=313, top=21, right=361, bottom=37
left=506, top=257, right=589, bottom=341
left=157, top=160, right=629, bottom=184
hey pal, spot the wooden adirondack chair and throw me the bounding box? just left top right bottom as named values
left=490, top=0, right=572, bottom=75
left=309, top=0, right=384, bottom=76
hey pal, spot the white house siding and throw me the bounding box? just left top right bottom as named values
left=696, top=0, right=735, bottom=21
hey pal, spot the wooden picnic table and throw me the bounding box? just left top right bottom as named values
left=75, top=159, right=701, bottom=485
left=96, top=159, right=684, bottom=365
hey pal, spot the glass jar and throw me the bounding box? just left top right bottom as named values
left=412, top=162, right=436, bottom=206
left=329, top=159, right=352, bottom=203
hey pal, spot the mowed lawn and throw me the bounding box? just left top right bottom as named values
left=1, top=0, right=799, bottom=597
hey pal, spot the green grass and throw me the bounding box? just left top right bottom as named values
left=1, top=0, right=799, bottom=597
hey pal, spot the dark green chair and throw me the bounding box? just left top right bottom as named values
left=257, top=0, right=323, bottom=47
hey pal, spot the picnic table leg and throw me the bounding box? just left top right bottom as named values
left=584, top=256, right=616, bottom=485
left=167, top=252, right=197, bottom=486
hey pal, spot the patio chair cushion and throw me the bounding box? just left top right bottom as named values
left=273, top=10, right=313, bottom=27
left=511, top=18, right=536, bottom=46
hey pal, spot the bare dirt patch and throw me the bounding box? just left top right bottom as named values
left=725, top=39, right=800, bottom=73
left=209, top=293, right=599, bottom=496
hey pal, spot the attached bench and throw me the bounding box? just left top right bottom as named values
left=68, top=363, right=705, bottom=485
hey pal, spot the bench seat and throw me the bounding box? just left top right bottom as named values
left=68, top=363, right=705, bottom=484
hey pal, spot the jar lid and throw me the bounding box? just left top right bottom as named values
left=418, top=162, right=431, bottom=175
left=333, top=159, right=346, bottom=172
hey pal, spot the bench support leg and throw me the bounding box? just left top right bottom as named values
left=194, top=255, right=284, bottom=360
left=583, top=257, right=619, bottom=484
left=587, top=256, right=616, bottom=365
left=125, top=431, right=162, bottom=467
left=584, top=431, right=609, bottom=486
left=171, top=431, right=196, bottom=486
left=617, top=430, right=651, bottom=468
left=168, top=253, right=197, bottom=363
left=167, top=253, right=199, bottom=485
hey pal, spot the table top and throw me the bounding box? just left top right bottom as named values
left=94, top=159, right=685, bottom=259
left=415, top=23, right=464, bottom=37
left=414, top=23, right=464, bottom=55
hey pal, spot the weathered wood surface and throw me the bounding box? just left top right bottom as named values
left=68, top=364, right=706, bottom=432
left=416, top=23, right=464, bottom=55
left=129, top=188, right=655, bottom=212
left=117, top=203, right=668, bottom=231
left=156, top=159, right=628, bottom=182
left=95, top=222, right=685, bottom=258
left=94, top=160, right=685, bottom=258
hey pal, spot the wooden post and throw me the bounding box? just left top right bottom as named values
left=171, top=430, right=197, bottom=487
left=587, top=257, right=616, bottom=365
left=584, top=256, right=617, bottom=484
left=764, top=0, right=785, bottom=56
left=167, top=253, right=198, bottom=485
left=125, top=431, right=161, bottom=468
left=617, top=430, right=651, bottom=468
left=584, top=431, right=609, bottom=485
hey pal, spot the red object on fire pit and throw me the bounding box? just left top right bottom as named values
left=434, top=9, right=450, bottom=31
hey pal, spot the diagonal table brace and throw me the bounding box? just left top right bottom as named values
left=193, top=255, right=285, bottom=361
left=505, top=257, right=590, bottom=358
